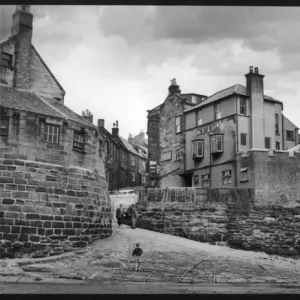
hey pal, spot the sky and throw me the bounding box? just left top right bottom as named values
left=1, top=5, right=300, bottom=139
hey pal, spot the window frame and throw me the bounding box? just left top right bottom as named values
left=1, top=52, right=13, bottom=68
left=175, top=116, right=181, bottom=134
left=132, top=171, right=135, bottom=182
left=265, top=137, right=271, bottom=149
left=222, top=170, right=232, bottom=185
left=194, top=175, right=199, bottom=185
left=192, top=139, right=204, bottom=159
left=0, top=109, right=9, bottom=137
left=286, top=130, right=295, bottom=141
left=211, top=134, right=223, bottom=154
left=73, top=130, right=85, bottom=151
left=240, top=98, right=246, bottom=115
left=275, top=141, right=280, bottom=150
left=214, top=102, right=221, bottom=120
left=240, top=167, right=248, bottom=182
left=275, top=114, right=279, bottom=135
left=196, top=110, right=202, bottom=126
left=43, top=123, right=60, bottom=144
left=202, top=174, right=211, bottom=187
left=175, top=148, right=182, bottom=160
left=240, top=133, right=247, bottom=147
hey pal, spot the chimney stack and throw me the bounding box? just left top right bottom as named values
left=98, top=119, right=105, bottom=128
left=81, top=109, right=93, bottom=124
left=245, top=66, right=265, bottom=149
left=112, top=120, right=119, bottom=137
left=12, top=5, right=33, bottom=90
left=168, top=78, right=181, bottom=95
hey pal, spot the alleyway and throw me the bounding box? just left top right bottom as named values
left=1, top=222, right=300, bottom=293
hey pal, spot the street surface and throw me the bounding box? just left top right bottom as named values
left=1, top=221, right=300, bottom=293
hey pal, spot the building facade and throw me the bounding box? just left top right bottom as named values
left=147, top=67, right=299, bottom=190
left=0, top=6, right=112, bottom=257
left=147, top=79, right=207, bottom=187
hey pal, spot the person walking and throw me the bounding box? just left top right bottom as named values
left=132, top=243, right=143, bottom=271
left=116, top=204, right=124, bottom=228
left=130, top=204, right=138, bottom=229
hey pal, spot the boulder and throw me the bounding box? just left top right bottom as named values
left=91, top=259, right=125, bottom=268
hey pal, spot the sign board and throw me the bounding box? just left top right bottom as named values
left=196, top=122, right=219, bottom=135
left=161, top=151, right=172, bottom=162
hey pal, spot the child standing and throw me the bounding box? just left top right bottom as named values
left=132, top=243, right=143, bottom=271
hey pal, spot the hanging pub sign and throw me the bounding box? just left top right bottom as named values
left=196, top=122, right=219, bottom=135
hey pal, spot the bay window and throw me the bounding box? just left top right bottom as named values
left=211, top=134, right=223, bottom=154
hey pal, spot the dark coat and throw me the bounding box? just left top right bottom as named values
left=116, top=208, right=123, bottom=218
left=131, top=207, right=138, bottom=219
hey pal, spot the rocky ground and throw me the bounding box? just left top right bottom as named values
left=1, top=220, right=300, bottom=293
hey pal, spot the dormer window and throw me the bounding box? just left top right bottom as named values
left=73, top=130, right=84, bottom=151
left=54, top=97, right=62, bottom=102
left=1, top=52, right=13, bottom=68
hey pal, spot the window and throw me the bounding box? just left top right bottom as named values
left=132, top=171, right=135, bottom=182
left=175, top=149, right=182, bottom=160
left=240, top=98, right=246, bottom=115
left=73, top=131, right=84, bottom=150
left=222, top=170, right=232, bottom=185
left=286, top=130, right=295, bottom=141
left=0, top=109, right=9, bottom=137
left=275, top=114, right=279, bottom=135
left=240, top=133, right=247, bottom=146
left=131, top=155, right=135, bottom=167
left=214, top=103, right=221, bottom=120
left=1, top=52, right=13, bottom=68
left=276, top=141, right=280, bottom=150
left=175, top=116, right=181, bottom=133
left=196, top=110, right=202, bottom=126
left=265, top=137, right=271, bottom=149
left=240, top=167, right=248, bottom=181
left=43, top=124, right=59, bottom=144
left=202, top=174, right=211, bottom=187
left=194, top=175, right=199, bottom=185
left=192, top=140, right=204, bottom=159
left=211, top=134, right=223, bottom=153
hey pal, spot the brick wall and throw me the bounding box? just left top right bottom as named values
left=0, top=110, right=112, bottom=258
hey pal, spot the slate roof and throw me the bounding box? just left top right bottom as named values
left=0, top=85, right=97, bottom=130
left=119, top=136, right=140, bottom=157
left=0, top=85, right=62, bottom=118
left=184, top=84, right=282, bottom=113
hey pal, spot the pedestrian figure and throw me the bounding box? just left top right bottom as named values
left=116, top=204, right=124, bottom=228
left=130, top=204, right=138, bottom=229
left=132, top=243, right=143, bottom=271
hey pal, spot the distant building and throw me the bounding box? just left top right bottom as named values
left=147, top=68, right=299, bottom=190
left=128, top=130, right=148, bottom=148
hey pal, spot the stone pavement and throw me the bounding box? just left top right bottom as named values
left=1, top=221, right=300, bottom=286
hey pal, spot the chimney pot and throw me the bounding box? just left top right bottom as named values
left=255, top=67, right=259, bottom=74
left=249, top=66, right=253, bottom=73
left=116, top=120, right=119, bottom=128
left=98, top=119, right=105, bottom=128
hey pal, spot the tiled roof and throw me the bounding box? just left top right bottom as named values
left=38, top=95, right=97, bottom=129
left=0, top=85, right=62, bottom=118
left=184, top=84, right=282, bottom=113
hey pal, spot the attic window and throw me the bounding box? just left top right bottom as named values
left=54, top=97, right=62, bottom=102
left=73, top=130, right=85, bottom=151
left=1, top=52, right=13, bottom=68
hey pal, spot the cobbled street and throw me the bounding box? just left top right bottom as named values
left=1, top=220, right=300, bottom=294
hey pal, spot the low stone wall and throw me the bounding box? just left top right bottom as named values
left=136, top=188, right=300, bottom=257
left=0, top=154, right=112, bottom=258
left=227, top=204, right=300, bottom=256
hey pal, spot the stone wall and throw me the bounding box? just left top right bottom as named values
left=0, top=109, right=112, bottom=259
left=136, top=188, right=300, bottom=257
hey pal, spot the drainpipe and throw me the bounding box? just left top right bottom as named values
left=234, top=96, right=239, bottom=188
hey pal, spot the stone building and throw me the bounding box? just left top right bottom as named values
left=146, top=79, right=207, bottom=187
left=128, top=130, right=148, bottom=148
left=147, top=68, right=299, bottom=194
left=0, top=5, right=111, bottom=258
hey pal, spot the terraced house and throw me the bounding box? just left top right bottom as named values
left=148, top=67, right=299, bottom=200
left=0, top=5, right=112, bottom=257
